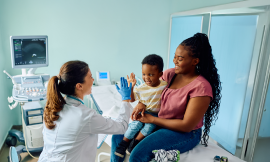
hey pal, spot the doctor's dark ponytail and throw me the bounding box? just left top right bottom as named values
left=44, top=60, right=89, bottom=129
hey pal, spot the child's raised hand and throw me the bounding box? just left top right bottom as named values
left=127, top=73, right=137, bottom=88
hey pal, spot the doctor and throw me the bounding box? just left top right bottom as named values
left=38, top=60, right=133, bottom=162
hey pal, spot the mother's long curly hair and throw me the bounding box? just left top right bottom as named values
left=181, top=33, right=222, bottom=146
left=44, top=60, right=89, bottom=129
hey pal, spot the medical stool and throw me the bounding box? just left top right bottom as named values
left=98, top=152, right=110, bottom=162
left=9, top=146, right=20, bottom=162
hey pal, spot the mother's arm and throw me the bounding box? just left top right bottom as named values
left=137, top=96, right=211, bottom=133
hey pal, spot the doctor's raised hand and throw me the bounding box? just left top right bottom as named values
left=115, top=77, right=132, bottom=101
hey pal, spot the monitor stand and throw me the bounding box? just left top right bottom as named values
left=21, top=69, right=27, bottom=76
left=21, top=68, right=37, bottom=76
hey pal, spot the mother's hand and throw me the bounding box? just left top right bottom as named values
left=137, top=113, right=155, bottom=123
left=131, top=102, right=146, bottom=120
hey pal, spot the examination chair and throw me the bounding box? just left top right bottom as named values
left=9, top=146, right=20, bottom=162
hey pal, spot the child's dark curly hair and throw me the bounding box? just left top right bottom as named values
left=142, top=54, right=164, bottom=72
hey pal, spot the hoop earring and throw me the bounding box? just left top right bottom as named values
left=196, top=65, right=199, bottom=72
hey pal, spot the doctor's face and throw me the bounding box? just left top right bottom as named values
left=82, top=69, right=94, bottom=95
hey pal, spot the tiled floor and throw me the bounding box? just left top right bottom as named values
left=252, top=137, right=270, bottom=162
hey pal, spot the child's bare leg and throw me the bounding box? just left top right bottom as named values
left=135, top=132, right=145, bottom=141
left=123, top=137, right=130, bottom=142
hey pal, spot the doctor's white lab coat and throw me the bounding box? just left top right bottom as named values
left=38, top=96, right=132, bottom=162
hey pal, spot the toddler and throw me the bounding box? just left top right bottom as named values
left=114, top=54, right=167, bottom=157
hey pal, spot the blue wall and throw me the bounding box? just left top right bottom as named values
left=0, top=33, right=21, bottom=148
left=0, top=0, right=172, bottom=80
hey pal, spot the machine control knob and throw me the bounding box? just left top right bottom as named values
left=32, top=92, right=38, bottom=97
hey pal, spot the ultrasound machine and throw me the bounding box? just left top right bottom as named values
left=3, top=35, right=49, bottom=161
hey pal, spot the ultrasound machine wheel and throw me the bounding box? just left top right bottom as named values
left=6, top=136, right=17, bottom=147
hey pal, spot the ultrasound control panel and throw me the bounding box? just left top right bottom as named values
left=12, top=74, right=50, bottom=102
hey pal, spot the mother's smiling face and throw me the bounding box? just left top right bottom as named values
left=173, top=45, right=200, bottom=75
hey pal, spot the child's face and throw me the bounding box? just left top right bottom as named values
left=142, top=64, right=163, bottom=87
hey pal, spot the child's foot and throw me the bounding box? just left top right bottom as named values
left=126, top=139, right=140, bottom=155
left=114, top=140, right=130, bottom=158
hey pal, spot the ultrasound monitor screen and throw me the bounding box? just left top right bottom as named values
left=13, top=38, right=46, bottom=65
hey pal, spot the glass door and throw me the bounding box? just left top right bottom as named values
left=168, top=6, right=270, bottom=161
left=208, top=14, right=258, bottom=155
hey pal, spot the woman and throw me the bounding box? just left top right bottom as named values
left=110, top=33, right=221, bottom=162
left=38, top=60, right=133, bottom=162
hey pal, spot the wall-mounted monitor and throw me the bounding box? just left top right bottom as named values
left=96, top=71, right=111, bottom=86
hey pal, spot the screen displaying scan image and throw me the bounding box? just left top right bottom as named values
left=10, top=35, right=48, bottom=69
left=13, top=39, right=46, bottom=65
